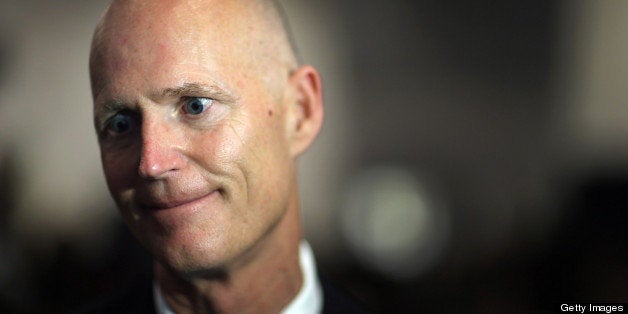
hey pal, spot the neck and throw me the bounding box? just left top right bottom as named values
left=154, top=194, right=303, bottom=314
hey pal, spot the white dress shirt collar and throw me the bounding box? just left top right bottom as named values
left=154, top=240, right=323, bottom=314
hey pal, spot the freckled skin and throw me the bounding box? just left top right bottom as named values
left=94, top=0, right=285, bottom=272
left=90, top=0, right=323, bottom=313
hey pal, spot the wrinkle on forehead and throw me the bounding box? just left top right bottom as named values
left=89, top=0, right=298, bottom=100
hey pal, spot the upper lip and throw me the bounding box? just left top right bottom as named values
left=137, top=190, right=216, bottom=210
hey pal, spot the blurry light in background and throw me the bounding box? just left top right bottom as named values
left=340, top=165, right=450, bottom=281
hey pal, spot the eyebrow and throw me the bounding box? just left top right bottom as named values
left=160, top=82, right=238, bottom=103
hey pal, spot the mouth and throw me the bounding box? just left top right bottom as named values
left=138, top=190, right=220, bottom=211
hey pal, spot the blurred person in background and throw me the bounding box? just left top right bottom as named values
left=75, top=0, right=365, bottom=313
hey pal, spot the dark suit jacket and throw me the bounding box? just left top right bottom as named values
left=70, top=275, right=368, bottom=314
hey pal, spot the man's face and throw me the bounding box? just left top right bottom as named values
left=91, top=2, right=298, bottom=273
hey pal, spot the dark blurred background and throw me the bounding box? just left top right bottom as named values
left=0, top=1, right=626, bottom=313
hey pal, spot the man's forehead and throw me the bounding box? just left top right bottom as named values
left=95, top=0, right=273, bottom=69
left=92, top=1, right=257, bottom=89
left=103, top=0, right=261, bottom=32
left=90, top=0, right=296, bottom=102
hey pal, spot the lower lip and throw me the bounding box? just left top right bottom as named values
left=143, top=190, right=220, bottom=214
left=136, top=191, right=220, bottom=231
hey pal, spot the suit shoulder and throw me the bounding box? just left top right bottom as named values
left=67, top=277, right=154, bottom=314
left=321, top=279, right=371, bottom=314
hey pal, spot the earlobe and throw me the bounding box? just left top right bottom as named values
left=286, top=65, right=324, bottom=157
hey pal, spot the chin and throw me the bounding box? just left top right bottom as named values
left=148, top=232, right=233, bottom=275
left=124, top=209, right=231, bottom=269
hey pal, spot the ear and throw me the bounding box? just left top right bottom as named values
left=285, top=65, right=324, bottom=157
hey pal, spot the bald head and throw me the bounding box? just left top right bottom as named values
left=89, top=0, right=299, bottom=100
left=88, top=1, right=325, bottom=305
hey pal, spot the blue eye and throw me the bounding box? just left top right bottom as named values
left=106, top=112, right=136, bottom=135
left=184, top=97, right=212, bottom=115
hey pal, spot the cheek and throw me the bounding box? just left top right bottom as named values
left=203, top=107, right=288, bottom=183
left=190, top=122, right=247, bottom=173
left=101, top=148, right=138, bottom=194
left=241, top=106, right=293, bottom=192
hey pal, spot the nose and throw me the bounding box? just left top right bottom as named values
left=138, top=118, right=186, bottom=179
